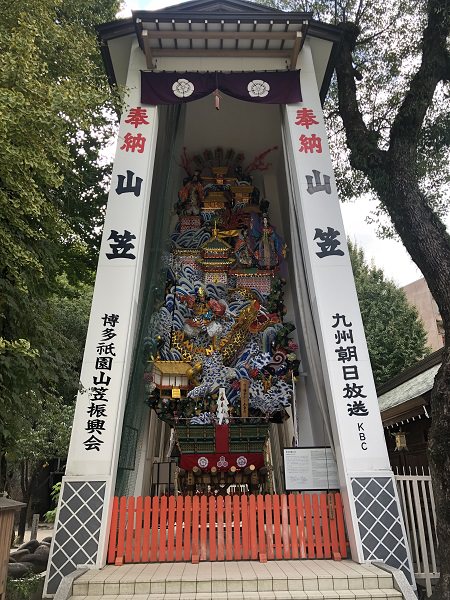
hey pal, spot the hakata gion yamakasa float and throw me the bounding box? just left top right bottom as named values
left=144, top=150, right=297, bottom=495
left=44, top=0, right=414, bottom=595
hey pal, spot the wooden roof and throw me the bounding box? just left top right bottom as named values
left=96, top=0, right=342, bottom=102
left=153, top=360, right=192, bottom=375
left=377, top=349, right=442, bottom=425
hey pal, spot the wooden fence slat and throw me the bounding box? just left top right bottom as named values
left=159, top=495, right=168, bottom=562
left=125, top=497, right=135, bottom=563
left=217, top=496, right=225, bottom=561
left=328, top=494, right=339, bottom=557
left=272, top=494, right=282, bottom=560
left=412, top=479, right=429, bottom=581
left=150, top=496, right=160, bottom=562
left=209, top=495, right=217, bottom=561
left=183, top=495, right=192, bottom=562
left=335, top=493, right=347, bottom=558
left=142, top=496, right=152, bottom=562
left=295, top=494, right=306, bottom=558
left=398, top=479, right=412, bottom=550
left=421, top=479, right=437, bottom=573
left=257, top=494, right=266, bottom=558
left=107, top=496, right=119, bottom=564
left=304, top=494, right=315, bottom=558
left=265, top=494, right=274, bottom=560
left=192, top=495, right=200, bottom=560
left=280, top=494, right=290, bottom=559
left=175, top=495, right=184, bottom=562
left=133, top=496, right=143, bottom=563
left=200, top=495, right=208, bottom=561
left=312, top=494, right=323, bottom=558
left=249, top=494, right=258, bottom=560
left=167, top=496, right=176, bottom=562
left=117, top=496, right=127, bottom=561
left=233, top=495, right=241, bottom=561
left=320, top=493, right=331, bottom=559
left=405, top=480, right=420, bottom=569
left=225, top=495, right=233, bottom=561
left=288, top=493, right=298, bottom=560
left=241, top=494, right=249, bottom=560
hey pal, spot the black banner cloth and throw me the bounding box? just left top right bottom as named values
left=140, top=70, right=301, bottom=105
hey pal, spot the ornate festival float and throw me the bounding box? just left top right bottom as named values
left=144, top=147, right=300, bottom=495
left=43, top=5, right=415, bottom=593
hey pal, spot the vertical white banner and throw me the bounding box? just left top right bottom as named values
left=45, top=41, right=158, bottom=596
left=282, top=42, right=414, bottom=583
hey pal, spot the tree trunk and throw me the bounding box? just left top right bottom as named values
left=0, top=450, right=6, bottom=492
left=429, top=338, right=450, bottom=599
left=17, top=493, right=31, bottom=544
left=333, top=2, right=450, bottom=596
left=17, top=460, right=29, bottom=544
left=377, top=157, right=450, bottom=600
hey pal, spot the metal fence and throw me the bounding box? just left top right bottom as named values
left=394, top=467, right=439, bottom=597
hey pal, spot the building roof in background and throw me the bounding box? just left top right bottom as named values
left=377, top=349, right=442, bottom=415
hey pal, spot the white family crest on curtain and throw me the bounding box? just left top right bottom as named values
left=141, top=71, right=300, bottom=105
left=197, top=456, right=209, bottom=468
left=247, top=79, right=270, bottom=97
left=172, top=78, right=195, bottom=98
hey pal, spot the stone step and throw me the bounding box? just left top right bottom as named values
left=70, top=561, right=402, bottom=599
left=68, top=592, right=403, bottom=600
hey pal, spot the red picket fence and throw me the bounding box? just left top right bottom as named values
left=107, top=493, right=348, bottom=564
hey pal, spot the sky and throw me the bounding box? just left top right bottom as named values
left=116, top=0, right=449, bottom=287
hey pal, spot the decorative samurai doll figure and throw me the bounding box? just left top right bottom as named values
left=176, top=170, right=204, bottom=215
left=234, top=226, right=254, bottom=268
left=254, top=215, right=286, bottom=270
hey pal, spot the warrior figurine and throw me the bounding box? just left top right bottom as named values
left=254, top=215, right=286, bottom=270
left=176, top=170, right=204, bottom=215
left=234, top=226, right=254, bottom=268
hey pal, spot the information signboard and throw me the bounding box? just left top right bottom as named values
left=284, top=447, right=339, bottom=491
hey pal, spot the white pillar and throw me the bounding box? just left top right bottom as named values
left=283, top=41, right=414, bottom=584
left=44, top=41, right=158, bottom=596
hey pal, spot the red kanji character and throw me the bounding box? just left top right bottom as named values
left=295, top=108, right=319, bottom=128
left=299, top=134, right=322, bottom=154
left=124, top=107, right=149, bottom=128
left=120, top=132, right=146, bottom=153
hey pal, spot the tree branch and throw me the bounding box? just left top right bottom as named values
left=389, top=0, right=450, bottom=149
left=334, top=22, right=386, bottom=175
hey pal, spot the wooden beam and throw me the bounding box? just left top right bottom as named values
left=289, top=31, right=302, bottom=70
left=141, top=30, right=155, bottom=70
left=144, top=30, right=297, bottom=41
left=151, top=48, right=290, bottom=58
